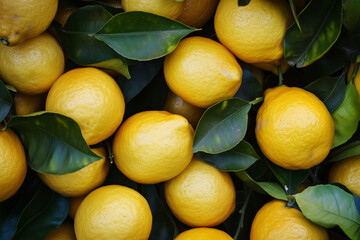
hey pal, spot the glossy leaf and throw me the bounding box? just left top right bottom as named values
left=0, top=79, right=13, bottom=122
left=196, top=141, right=259, bottom=172
left=284, top=0, right=342, bottom=67
left=117, top=58, right=164, bottom=103
left=331, top=82, right=360, bottom=148
left=11, top=184, right=70, bottom=240
left=326, top=141, right=360, bottom=163
left=355, top=194, right=360, bottom=215
left=142, top=185, right=178, bottom=240
left=235, top=171, right=287, bottom=201
left=193, top=98, right=251, bottom=154
left=6, top=111, right=102, bottom=174
left=343, top=0, right=360, bottom=33
left=304, top=73, right=346, bottom=112
left=96, top=11, right=197, bottom=61
left=295, top=184, right=360, bottom=240
left=56, top=5, right=130, bottom=78
left=288, top=0, right=301, bottom=31
left=238, top=0, right=250, bottom=6
left=234, top=69, right=263, bottom=102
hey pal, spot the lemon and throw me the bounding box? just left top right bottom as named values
left=329, top=155, right=360, bottom=198
left=165, top=156, right=235, bottom=227
left=45, top=67, right=125, bottom=145
left=175, top=228, right=233, bottom=240
left=164, top=36, right=242, bottom=108
left=14, top=92, right=46, bottom=115
left=45, top=221, right=76, bottom=240
left=68, top=195, right=86, bottom=219
left=250, top=200, right=329, bottom=240
left=38, top=147, right=109, bottom=197
left=0, top=32, right=65, bottom=95
left=255, top=86, right=334, bottom=170
left=177, top=0, right=219, bottom=28
left=0, top=126, right=27, bottom=202
left=113, top=110, right=194, bottom=184
left=0, top=0, right=58, bottom=46
left=74, top=185, right=152, bottom=240
left=121, top=0, right=184, bottom=19
left=214, top=0, right=292, bottom=65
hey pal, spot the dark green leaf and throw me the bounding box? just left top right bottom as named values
left=11, top=184, right=70, bottom=240
left=6, top=111, right=102, bottom=174
left=295, top=184, right=360, bottom=240
left=267, top=161, right=309, bottom=195
left=355, top=194, right=360, bottom=215
left=90, top=1, right=124, bottom=15
left=343, top=0, right=360, bottom=33
left=304, top=73, right=346, bottom=112
left=331, top=81, right=360, bottom=148
left=238, top=0, right=250, bottom=6
left=288, top=0, right=301, bottom=31
left=193, top=98, right=251, bottom=154
left=234, top=69, right=263, bottom=102
left=284, top=0, right=342, bottom=67
left=235, top=171, right=287, bottom=201
left=326, top=140, right=360, bottom=163
left=0, top=79, right=13, bottom=122
left=56, top=5, right=130, bottom=78
left=142, top=185, right=178, bottom=240
left=336, top=30, right=360, bottom=62
left=117, top=58, right=164, bottom=103
left=96, top=11, right=197, bottom=61
left=196, top=141, right=259, bottom=172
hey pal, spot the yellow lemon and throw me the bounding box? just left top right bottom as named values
left=0, top=32, right=65, bottom=95
left=113, top=110, right=194, bottom=184
left=255, top=86, right=334, bottom=170
left=38, top=147, right=109, bottom=197
left=14, top=92, right=46, bottom=115
left=45, top=67, right=125, bottom=145
left=68, top=195, right=86, bottom=219
left=329, top=155, right=360, bottom=198
left=177, top=0, right=219, bottom=28
left=0, top=0, right=58, bottom=46
left=74, top=185, right=152, bottom=240
left=214, top=0, right=292, bottom=65
left=0, top=126, right=27, bottom=202
left=165, top=156, right=236, bottom=227
left=250, top=200, right=329, bottom=240
left=164, top=36, right=242, bottom=108
left=45, top=221, right=76, bottom=240
left=175, top=228, right=233, bottom=240
left=121, top=0, right=184, bottom=19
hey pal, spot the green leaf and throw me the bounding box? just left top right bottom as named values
left=336, top=30, right=360, bottom=62
left=303, top=73, right=346, bottom=113
left=284, top=0, right=342, bottom=67
left=196, top=141, right=259, bottom=172
left=238, top=0, right=250, bottom=6
left=343, top=0, right=360, bottom=33
left=56, top=5, right=130, bottom=78
left=142, top=185, right=178, bottom=240
left=288, top=0, right=301, bottom=31
left=234, top=69, right=263, bottom=102
left=331, top=81, right=360, bottom=148
left=11, top=184, right=70, bottom=240
left=326, top=140, right=360, bottom=163
left=6, top=111, right=102, bottom=174
left=95, top=11, right=197, bottom=61
left=0, top=79, right=13, bottom=122
left=192, top=98, right=251, bottom=154
left=235, top=171, right=287, bottom=201
left=295, top=184, right=360, bottom=240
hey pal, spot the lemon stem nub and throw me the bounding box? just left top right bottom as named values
left=277, top=65, right=283, bottom=86
left=350, top=62, right=359, bottom=83
left=0, top=37, right=9, bottom=46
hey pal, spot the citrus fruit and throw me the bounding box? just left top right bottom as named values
left=175, top=228, right=233, bottom=240
left=121, top=0, right=184, bottom=19
left=250, top=200, right=329, bottom=240
left=0, top=32, right=65, bottom=95
left=113, top=110, right=194, bottom=184
left=38, top=147, right=110, bottom=197
left=14, top=92, right=46, bottom=115
left=164, top=36, right=242, bottom=108
left=165, top=156, right=236, bottom=227
left=45, top=221, right=76, bottom=240
left=0, top=0, right=58, bottom=46
left=0, top=126, right=27, bottom=202
left=163, top=90, right=205, bottom=128
left=68, top=195, right=86, bottom=219
left=255, top=86, right=334, bottom=170
left=214, top=0, right=292, bottom=65
left=329, top=155, right=360, bottom=198
left=74, top=185, right=152, bottom=240
left=45, top=67, right=125, bottom=145
left=177, top=0, right=219, bottom=28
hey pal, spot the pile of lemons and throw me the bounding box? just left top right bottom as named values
left=0, top=0, right=359, bottom=240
